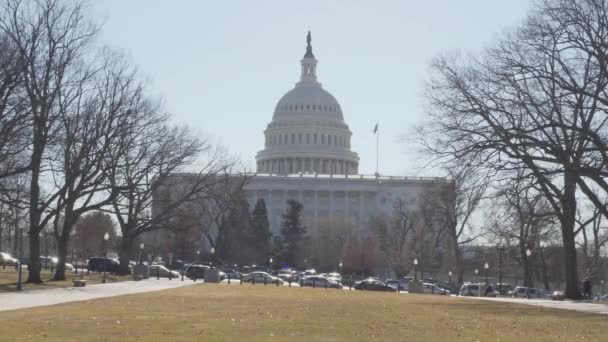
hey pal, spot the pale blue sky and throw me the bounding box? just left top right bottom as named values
left=92, top=0, right=531, bottom=176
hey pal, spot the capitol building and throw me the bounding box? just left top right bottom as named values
left=241, top=33, right=450, bottom=234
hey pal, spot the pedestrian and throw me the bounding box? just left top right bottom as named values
left=583, top=278, right=592, bottom=299
left=485, top=284, right=494, bottom=297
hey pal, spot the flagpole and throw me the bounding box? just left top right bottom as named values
left=376, top=124, right=379, bottom=176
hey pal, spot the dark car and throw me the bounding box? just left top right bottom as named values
left=87, top=257, right=120, bottom=273
left=185, top=264, right=210, bottom=280
left=354, top=279, right=396, bottom=292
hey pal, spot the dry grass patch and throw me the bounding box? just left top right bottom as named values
left=0, top=284, right=606, bottom=341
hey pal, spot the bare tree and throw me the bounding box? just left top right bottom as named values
left=576, top=198, right=608, bottom=280
left=0, top=31, right=29, bottom=182
left=48, top=51, right=150, bottom=280
left=369, top=199, right=419, bottom=278
left=72, top=211, right=117, bottom=259
left=0, top=0, right=98, bottom=283
left=488, top=175, right=558, bottom=287
left=417, top=0, right=608, bottom=298
left=419, top=167, right=486, bottom=284
left=106, top=109, right=229, bottom=273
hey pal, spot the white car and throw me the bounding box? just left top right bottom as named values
left=302, top=276, right=341, bottom=288
left=0, top=252, right=19, bottom=267
left=241, top=271, right=284, bottom=284
left=423, top=283, right=450, bottom=295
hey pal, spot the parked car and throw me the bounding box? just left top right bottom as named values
left=512, top=286, right=548, bottom=299
left=222, top=268, right=241, bottom=279
left=241, top=271, right=283, bottom=284
left=495, top=283, right=513, bottom=295
left=87, top=257, right=120, bottom=273
left=459, top=283, right=482, bottom=296
left=149, top=264, right=180, bottom=278
left=301, top=276, right=341, bottom=288
left=0, top=252, right=19, bottom=267
left=551, top=290, right=565, bottom=301
left=185, top=264, right=210, bottom=279
left=304, top=269, right=316, bottom=276
left=354, top=279, right=396, bottom=292
left=385, top=279, right=408, bottom=291
left=423, top=283, right=450, bottom=295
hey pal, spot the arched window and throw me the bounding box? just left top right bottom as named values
left=291, top=134, right=295, bottom=144
left=284, top=134, right=288, bottom=144
left=306, top=133, right=310, bottom=144
left=321, top=134, right=325, bottom=144
left=306, top=105, right=310, bottom=110
left=298, top=134, right=302, bottom=144
left=334, top=135, right=337, bottom=145
left=314, top=134, right=318, bottom=144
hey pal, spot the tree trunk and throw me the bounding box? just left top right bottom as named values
left=453, top=238, right=464, bottom=284
left=53, top=235, right=68, bottom=281
left=26, top=231, right=42, bottom=283
left=26, top=133, right=45, bottom=284
left=561, top=170, right=580, bottom=299
left=118, top=236, right=133, bottom=275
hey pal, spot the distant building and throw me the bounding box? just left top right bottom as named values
left=245, top=33, right=450, bottom=233
left=152, top=33, right=453, bottom=256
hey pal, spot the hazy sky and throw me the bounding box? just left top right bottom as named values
left=91, top=0, right=532, bottom=176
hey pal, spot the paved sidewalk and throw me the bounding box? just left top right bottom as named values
left=470, top=296, right=608, bottom=315
left=0, top=278, right=200, bottom=312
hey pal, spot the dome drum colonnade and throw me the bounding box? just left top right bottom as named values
left=255, top=32, right=359, bottom=176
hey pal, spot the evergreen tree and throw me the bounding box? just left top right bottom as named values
left=279, top=199, right=307, bottom=266
left=251, top=198, right=271, bottom=259
left=215, top=197, right=255, bottom=265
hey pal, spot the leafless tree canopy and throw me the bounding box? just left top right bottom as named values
left=0, top=0, right=232, bottom=281
left=417, top=0, right=608, bottom=298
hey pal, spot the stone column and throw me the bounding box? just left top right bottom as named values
left=314, top=191, right=319, bottom=228
left=329, top=190, right=334, bottom=221
left=359, top=191, right=364, bottom=228
left=345, top=191, right=349, bottom=223
left=268, top=191, right=274, bottom=233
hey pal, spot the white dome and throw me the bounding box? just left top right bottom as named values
left=273, top=84, right=343, bottom=121
left=256, top=32, right=359, bottom=176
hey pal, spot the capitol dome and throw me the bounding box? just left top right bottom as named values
left=256, top=32, right=359, bottom=175
left=273, top=85, right=343, bottom=121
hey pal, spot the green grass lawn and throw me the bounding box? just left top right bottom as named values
left=0, top=268, right=130, bottom=292
left=0, top=284, right=606, bottom=341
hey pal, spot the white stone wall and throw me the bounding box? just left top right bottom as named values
left=244, top=174, right=449, bottom=234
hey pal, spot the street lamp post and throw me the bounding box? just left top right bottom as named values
left=102, top=232, right=109, bottom=284
left=139, top=243, right=144, bottom=265
left=16, top=227, right=23, bottom=291
left=194, top=250, right=200, bottom=282
left=525, top=248, right=532, bottom=287
left=474, top=269, right=479, bottom=283
left=484, top=262, right=489, bottom=285
left=497, top=245, right=505, bottom=294
left=210, top=247, right=215, bottom=268
left=413, top=258, right=419, bottom=281
left=448, top=271, right=452, bottom=284
left=601, top=279, right=604, bottom=295
left=168, top=253, right=173, bottom=280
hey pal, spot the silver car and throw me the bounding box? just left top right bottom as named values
left=302, top=276, right=341, bottom=288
